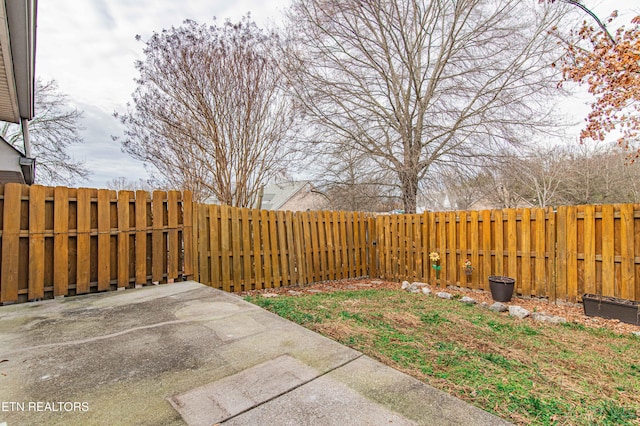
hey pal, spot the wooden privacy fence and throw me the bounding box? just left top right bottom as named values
left=0, top=183, right=193, bottom=304
left=2, top=182, right=640, bottom=305
left=192, top=204, right=372, bottom=292
left=372, top=205, right=640, bottom=303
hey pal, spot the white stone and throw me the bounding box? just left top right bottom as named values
left=421, top=287, right=432, bottom=295
left=436, top=292, right=453, bottom=300
left=489, top=302, right=508, bottom=312
left=401, top=281, right=411, bottom=290
left=459, top=296, right=477, bottom=304
left=508, top=305, right=530, bottom=319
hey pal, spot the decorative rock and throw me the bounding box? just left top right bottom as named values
left=459, top=296, right=477, bottom=304
left=401, top=281, right=411, bottom=290
left=370, top=280, right=383, bottom=284
left=632, top=331, right=640, bottom=337
left=478, top=302, right=490, bottom=310
left=508, top=305, right=531, bottom=319
left=261, top=293, right=279, bottom=298
left=436, top=292, right=453, bottom=300
left=308, top=289, right=323, bottom=293
left=489, top=302, right=508, bottom=312
left=447, top=285, right=462, bottom=291
left=411, top=281, right=429, bottom=287
left=421, top=287, right=432, bottom=295
left=531, top=312, right=567, bottom=324
left=407, top=284, right=421, bottom=294
left=287, top=290, right=303, bottom=296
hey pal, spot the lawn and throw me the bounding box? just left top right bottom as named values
left=246, top=288, right=640, bottom=425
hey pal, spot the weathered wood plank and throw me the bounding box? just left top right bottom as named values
left=53, top=186, right=69, bottom=296
left=534, top=208, right=546, bottom=298
left=97, top=190, right=111, bottom=292
left=601, top=204, right=615, bottom=297
left=620, top=204, right=635, bottom=300
left=135, top=190, right=148, bottom=287
left=520, top=208, right=531, bottom=297
left=252, top=209, right=264, bottom=289
left=151, top=191, right=165, bottom=284
left=117, top=191, right=131, bottom=289
left=583, top=204, right=596, bottom=295
left=220, top=205, right=231, bottom=291
left=183, top=191, right=194, bottom=279
left=28, top=185, right=45, bottom=300
left=76, top=188, right=92, bottom=294
left=566, top=206, right=578, bottom=302
left=1, top=183, right=21, bottom=302
left=167, top=191, right=179, bottom=282
left=231, top=206, right=242, bottom=291
left=242, top=208, right=253, bottom=290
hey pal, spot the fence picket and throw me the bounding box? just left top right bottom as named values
left=53, top=186, right=69, bottom=296
left=28, top=185, right=45, bottom=300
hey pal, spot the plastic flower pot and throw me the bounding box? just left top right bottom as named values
left=582, top=294, right=640, bottom=325
left=488, top=275, right=515, bottom=302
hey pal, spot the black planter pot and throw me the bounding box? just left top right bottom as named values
left=489, top=276, right=515, bottom=302
left=582, top=294, right=640, bottom=325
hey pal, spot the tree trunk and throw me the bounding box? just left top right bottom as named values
left=400, top=172, right=419, bottom=214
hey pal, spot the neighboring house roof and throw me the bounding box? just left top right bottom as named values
left=0, top=0, right=37, bottom=124
left=261, top=181, right=313, bottom=210
left=0, top=135, right=34, bottom=184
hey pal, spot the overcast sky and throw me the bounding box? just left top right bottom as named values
left=36, top=0, right=639, bottom=189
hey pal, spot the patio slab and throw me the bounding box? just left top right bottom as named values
left=0, top=281, right=511, bottom=425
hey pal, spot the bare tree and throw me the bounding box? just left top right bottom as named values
left=105, top=176, right=155, bottom=192
left=1, top=78, right=89, bottom=185
left=116, top=16, right=297, bottom=205
left=284, top=0, right=568, bottom=213
left=313, top=145, right=400, bottom=211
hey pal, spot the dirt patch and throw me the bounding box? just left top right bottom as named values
left=241, top=278, right=640, bottom=335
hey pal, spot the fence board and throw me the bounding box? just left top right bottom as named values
left=277, top=210, right=289, bottom=288
left=53, top=186, right=69, bottom=296
left=242, top=208, right=252, bottom=290
left=447, top=212, right=456, bottom=284
left=566, top=206, right=578, bottom=302
left=27, top=185, right=45, bottom=300
left=534, top=208, right=546, bottom=297
left=167, top=191, right=179, bottom=282
left=231, top=206, right=242, bottom=291
left=506, top=209, right=517, bottom=280
left=481, top=210, right=492, bottom=290
left=494, top=210, right=504, bottom=276
left=151, top=191, right=164, bottom=284
left=286, top=211, right=297, bottom=285
left=583, top=205, right=596, bottom=295
left=183, top=191, right=194, bottom=279
left=469, top=211, right=479, bottom=286
left=520, top=208, right=531, bottom=296
left=117, top=191, right=131, bottom=289
left=252, top=209, right=263, bottom=288
left=135, top=191, right=147, bottom=287
left=602, top=204, right=615, bottom=297
left=1, top=183, right=21, bottom=302
left=620, top=204, right=634, bottom=300
left=261, top=209, right=273, bottom=288
left=459, top=211, right=467, bottom=285
left=220, top=205, right=231, bottom=291
left=76, top=188, right=91, bottom=294
left=97, top=190, right=110, bottom=291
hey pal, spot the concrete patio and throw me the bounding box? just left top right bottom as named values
left=0, top=282, right=510, bottom=425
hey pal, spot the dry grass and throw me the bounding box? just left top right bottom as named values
left=246, top=281, right=640, bottom=425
